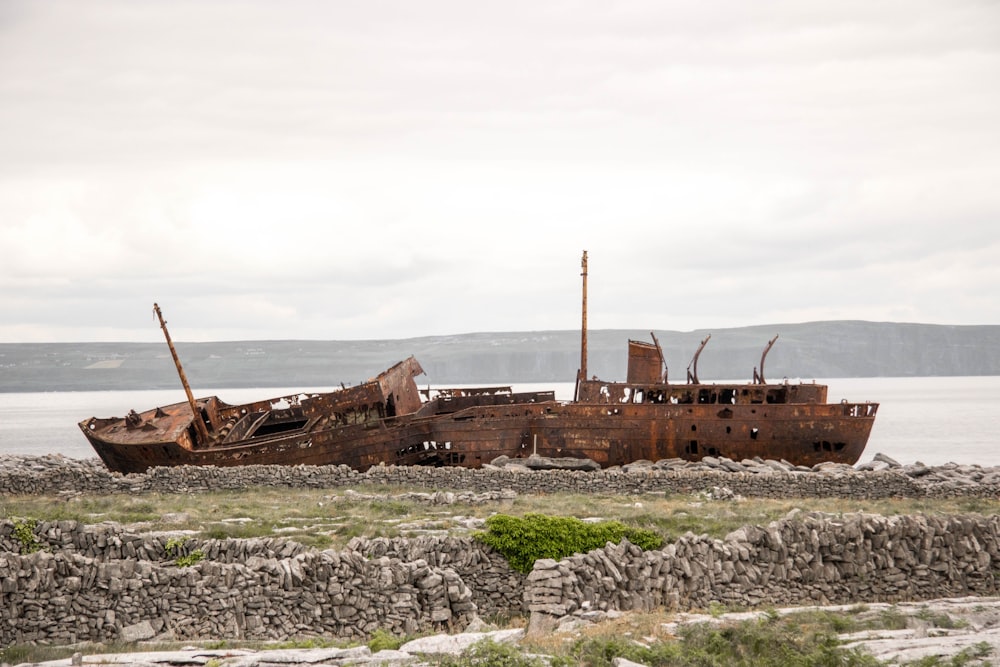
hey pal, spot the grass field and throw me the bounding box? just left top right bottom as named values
left=4, top=485, right=1000, bottom=549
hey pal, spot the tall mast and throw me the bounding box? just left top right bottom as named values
left=579, top=250, right=588, bottom=383
left=153, top=303, right=210, bottom=443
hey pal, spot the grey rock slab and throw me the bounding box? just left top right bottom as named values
left=844, top=631, right=1000, bottom=663
left=399, top=628, right=524, bottom=655
left=30, top=649, right=256, bottom=666
left=612, top=658, right=651, bottom=667
left=872, top=452, right=902, bottom=467
left=229, top=646, right=372, bottom=664
left=519, top=456, right=601, bottom=472
left=119, top=620, right=156, bottom=643
left=363, top=649, right=420, bottom=665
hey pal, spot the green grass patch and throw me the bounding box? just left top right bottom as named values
left=435, top=638, right=548, bottom=667
left=474, top=513, right=663, bottom=573
left=367, top=628, right=405, bottom=653
left=4, top=487, right=1000, bottom=553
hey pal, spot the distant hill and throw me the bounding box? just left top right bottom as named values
left=1, top=321, right=999, bottom=393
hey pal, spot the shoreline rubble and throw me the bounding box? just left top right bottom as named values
left=1, top=452, right=999, bottom=499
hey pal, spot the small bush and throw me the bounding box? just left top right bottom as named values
left=165, top=536, right=205, bottom=567
left=175, top=550, right=205, bottom=567
left=12, top=518, right=42, bottom=553
left=437, top=638, right=546, bottom=667
left=474, top=513, right=663, bottom=573
left=368, top=628, right=404, bottom=653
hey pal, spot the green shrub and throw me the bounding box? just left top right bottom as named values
left=437, top=638, right=546, bottom=667
left=175, top=550, right=205, bottom=567
left=368, top=628, right=404, bottom=653
left=12, top=518, right=42, bottom=554
left=473, top=513, right=663, bottom=573
left=165, top=536, right=205, bottom=567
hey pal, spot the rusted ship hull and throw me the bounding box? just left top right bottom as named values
left=396, top=400, right=874, bottom=469
left=83, top=387, right=875, bottom=474
left=79, top=257, right=879, bottom=474
left=80, top=343, right=879, bottom=474
left=81, top=356, right=432, bottom=474
left=84, top=409, right=423, bottom=474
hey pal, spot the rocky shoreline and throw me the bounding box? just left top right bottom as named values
left=3, top=452, right=1000, bottom=499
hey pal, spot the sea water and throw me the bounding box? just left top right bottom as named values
left=1, top=377, right=998, bottom=466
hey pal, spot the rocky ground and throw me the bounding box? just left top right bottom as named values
left=669, top=597, right=1000, bottom=664
left=8, top=452, right=1000, bottom=665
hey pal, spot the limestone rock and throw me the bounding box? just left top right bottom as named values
left=399, top=628, right=524, bottom=655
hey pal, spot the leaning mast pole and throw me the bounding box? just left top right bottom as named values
left=153, top=303, right=210, bottom=443
left=578, top=250, right=589, bottom=395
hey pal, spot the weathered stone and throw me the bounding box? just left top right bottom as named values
left=119, top=620, right=156, bottom=642
left=399, top=628, right=524, bottom=655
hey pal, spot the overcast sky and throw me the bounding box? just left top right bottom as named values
left=1, top=1, right=998, bottom=343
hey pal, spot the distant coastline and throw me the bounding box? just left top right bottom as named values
left=2, top=321, right=999, bottom=392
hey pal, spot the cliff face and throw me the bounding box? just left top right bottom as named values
left=2, top=321, right=999, bottom=392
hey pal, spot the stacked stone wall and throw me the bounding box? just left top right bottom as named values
left=350, top=536, right=526, bottom=619
left=6, top=455, right=998, bottom=499
left=0, top=520, right=477, bottom=645
left=5, top=514, right=1000, bottom=645
left=0, top=520, right=309, bottom=564
left=526, top=513, right=1000, bottom=619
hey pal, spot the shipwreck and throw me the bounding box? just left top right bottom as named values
left=80, top=253, right=878, bottom=473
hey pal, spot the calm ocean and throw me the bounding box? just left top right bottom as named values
left=2, top=377, right=998, bottom=466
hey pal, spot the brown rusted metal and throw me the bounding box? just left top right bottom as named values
left=650, top=331, right=667, bottom=382
left=626, top=339, right=663, bottom=384
left=627, top=332, right=669, bottom=384
left=686, top=334, right=711, bottom=384
left=80, top=257, right=879, bottom=474
left=577, top=250, right=589, bottom=397
left=153, top=303, right=210, bottom=444
left=81, top=340, right=877, bottom=473
left=753, top=334, right=779, bottom=384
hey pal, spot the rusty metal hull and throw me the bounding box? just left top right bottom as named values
left=79, top=339, right=878, bottom=473
left=81, top=380, right=876, bottom=473
left=82, top=277, right=878, bottom=473
left=395, top=400, right=874, bottom=469
left=79, top=356, right=430, bottom=474
left=82, top=407, right=425, bottom=474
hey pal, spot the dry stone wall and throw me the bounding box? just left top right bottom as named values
left=4, top=454, right=999, bottom=499
left=5, top=513, right=1000, bottom=645
left=0, top=520, right=478, bottom=645
left=526, top=513, right=1000, bottom=620
left=350, top=536, right=526, bottom=619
